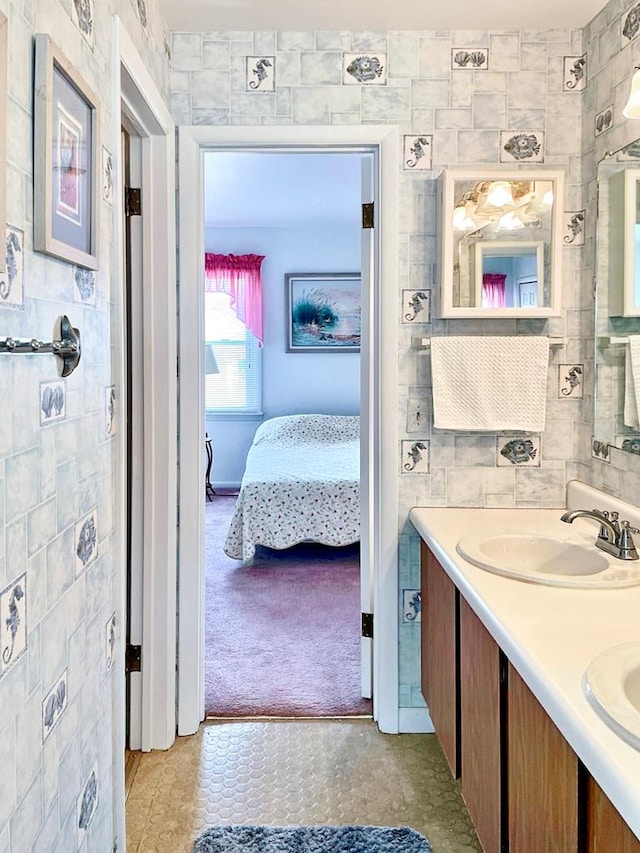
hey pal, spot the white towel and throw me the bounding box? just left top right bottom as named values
left=431, top=336, right=549, bottom=431
left=624, top=336, right=640, bottom=430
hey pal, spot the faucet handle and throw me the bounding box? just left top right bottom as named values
left=597, top=509, right=616, bottom=543
left=619, top=521, right=640, bottom=561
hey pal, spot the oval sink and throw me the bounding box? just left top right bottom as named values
left=456, top=533, right=640, bottom=587
left=584, top=642, right=640, bottom=751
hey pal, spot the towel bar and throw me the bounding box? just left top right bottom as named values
left=0, top=315, right=81, bottom=376
left=412, top=335, right=565, bottom=350
left=598, top=335, right=630, bottom=347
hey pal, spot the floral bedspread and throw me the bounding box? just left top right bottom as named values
left=223, top=414, right=360, bottom=562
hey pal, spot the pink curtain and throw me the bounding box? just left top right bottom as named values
left=204, top=253, right=265, bottom=346
left=482, top=273, right=507, bottom=308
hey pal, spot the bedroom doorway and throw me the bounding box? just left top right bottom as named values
left=178, top=126, right=400, bottom=736
left=202, top=150, right=368, bottom=718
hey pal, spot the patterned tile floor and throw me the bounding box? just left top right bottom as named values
left=126, top=718, right=482, bottom=853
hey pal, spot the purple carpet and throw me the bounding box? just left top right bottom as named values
left=205, top=495, right=372, bottom=717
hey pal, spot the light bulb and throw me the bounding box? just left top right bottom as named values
left=486, top=181, right=515, bottom=208
left=452, top=203, right=476, bottom=230
left=623, top=67, right=640, bottom=119
left=497, top=212, right=524, bottom=230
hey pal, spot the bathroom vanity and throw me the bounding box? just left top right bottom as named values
left=410, top=481, right=640, bottom=853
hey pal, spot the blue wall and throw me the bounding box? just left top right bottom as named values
left=205, top=224, right=361, bottom=486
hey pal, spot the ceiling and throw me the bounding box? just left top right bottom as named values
left=160, top=0, right=607, bottom=33
left=203, top=152, right=362, bottom=229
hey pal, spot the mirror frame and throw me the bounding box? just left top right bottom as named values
left=438, top=166, right=564, bottom=319
left=594, top=142, right=640, bottom=457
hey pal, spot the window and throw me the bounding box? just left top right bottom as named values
left=205, top=291, right=262, bottom=415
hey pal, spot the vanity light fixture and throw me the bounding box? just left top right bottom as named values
left=451, top=179, right=546, bottom=231
left=623, top=67, right=640, bottom=119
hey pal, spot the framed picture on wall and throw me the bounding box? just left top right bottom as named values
left=33, top=34, right=100, bottom=270
left=0, top=13, right=7, bottom=276
left=285, top=272, right=361, bottom=353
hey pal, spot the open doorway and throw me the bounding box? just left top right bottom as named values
left=178, top=125, right=400, bottom=737
left=202, top=150, right=371, bottom=717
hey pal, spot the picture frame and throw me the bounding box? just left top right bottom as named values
left=33, top=34, right=100, bottom=270
left=0, top=13, right=7, bottom=275
left=285, top=272, right=361, bottom=353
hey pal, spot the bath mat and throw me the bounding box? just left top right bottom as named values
left=193, top=825, right=432, bottom=853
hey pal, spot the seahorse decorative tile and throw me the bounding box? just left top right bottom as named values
left=402, top=589, right=422, bottom=623
left=0, top=225, right=25, bottom=310
left=497, top=436, right=541, bottom=467
left=451, top=48, right=488, bottom=70
left=77, top=764, right=99, bottom=846
left=75, top=508, right=98, bottom=576
left=500, top=131, right=544, bottom=163
left=40, top=380, right=66, bottom=425
left=622, top=3, right=640, bottom=45
left=563, top=210, right=585, bottom=246
left=71, top=0, right=94, bottom=46
left=106, top=613, right=116, bottom=672
left=105, top=385, right=116, bottom=438
left=246, top=56, right=276, bottom=92
left=42, top=670, right=68, bottom=741
left=401, top=439, right=430, bottom=474
left=102, top=146, right=113, bottom=205
left=595, top=105, right=613, bottom=137
left=563, top=55, right=586, bottom=91
left=0, top=574, right=27, bottom=678
left=73, top=266, right=96, bottom=305
left=402, top=135, right=433, bottom=171
left=558, top=364, right=584, bottom=399
left=402, top=289, right=431, bottom=323
left=342, top=53, right=387, bottom=85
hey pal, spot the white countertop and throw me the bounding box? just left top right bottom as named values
left=409, top=481, right=640, bottom=841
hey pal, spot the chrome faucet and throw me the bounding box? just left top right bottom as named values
left=561, top=508, right=639, bottom=561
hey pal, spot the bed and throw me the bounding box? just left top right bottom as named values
left=224, top=414, right=360, bottom=562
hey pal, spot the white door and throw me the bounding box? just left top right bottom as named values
left=360, top=153, right=375, bottom=698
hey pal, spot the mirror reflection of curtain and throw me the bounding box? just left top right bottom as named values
left=482, top=273, right=506, bottom=308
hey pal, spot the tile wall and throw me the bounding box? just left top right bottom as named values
left=169, top=26, right=588, bottom=716
left=0, top=0, right=169, bottom=850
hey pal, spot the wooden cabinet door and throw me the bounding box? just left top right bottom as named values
left=587, top=776, right=640, bottom=853
left=460, top=596, right=503, bottom=853
left=420, top=542, right=459, bottom=777
left=507, top=664, right=579, bottom=853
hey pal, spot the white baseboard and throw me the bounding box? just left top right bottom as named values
left=398, top=706, right=434, bottom=733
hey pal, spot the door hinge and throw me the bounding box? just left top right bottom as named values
left=125, top=187, right=142, bottom=217
left=126, top=644, right=142, bottom=674
left=361, top=612, right=373, bottom=638
left=362, top=202, right=374, bottom=229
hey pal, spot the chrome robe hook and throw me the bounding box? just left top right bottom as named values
left=0, top=315, right=81, bottom=376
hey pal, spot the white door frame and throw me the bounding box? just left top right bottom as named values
left=112, top=15, right=177, bottom=769
left=177, top=125, right=400, bottom=735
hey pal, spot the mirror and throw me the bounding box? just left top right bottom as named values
left=594, top=140, right=640, bottom=456
left=438, top=168, right=564, bottom=318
